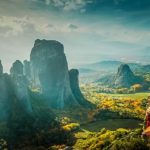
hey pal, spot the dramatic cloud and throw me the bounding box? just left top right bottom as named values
left=1, top=14, right=150, bottom=45
left=0, top=15, right=84, bottom=37
left=0, top=0, right=150, bottom=72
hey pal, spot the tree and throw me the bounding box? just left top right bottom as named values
left=131, top=84, right=143, bottom=92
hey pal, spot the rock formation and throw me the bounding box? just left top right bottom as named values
left=0, top=60, right=3, bottom=76
left=0, top=61, right=14, bottom=120
left=0, top=39, right=92, bottom=114
left=23, top=60, right=31, bottom=82
left=30, top=39, right=79, bottom=109
left=114, top=64, right=141, bottom=88
left=69, top=69, right=92, bottom=107
left=10, top=60, right=32, bottom=113
left=0, top=61, right=7, bottom=120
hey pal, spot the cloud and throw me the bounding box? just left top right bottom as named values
left=68, top=24, right=78, bottom=30
left=0, top=16, right=30, bottom=36
left=113, top=0, right=124, bottom=5
left=49, top=0, right=64, bottom=7
left=80, top=8, right=86, bottom=13
left=1, top=15, right=150, bottom=45
left=45, top=0, right=50, bottom=5
left=43, top=0, right=93, bottom=11
left=0, top=16, right=47, bottom=37
left=0, top=15, right=82, bottom=37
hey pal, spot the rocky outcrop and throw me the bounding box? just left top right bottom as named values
left=0, top=39, right=93, bottom=114
left=10, top=60, right=32, bottom=113
left=0, top=61, right=14, bottom=121
left=30, top=39, right=78, bottom=109
left=0, top=60, right=3, bottom=76
left=69, top=69, right=92, bottom=107
left=114, top=64, right=141, bottom=88
left=10, top=60, right=24, bottom=76
left=23, top=60, right=31, bottom=82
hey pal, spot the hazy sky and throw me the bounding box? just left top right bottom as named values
left=0, top=0, right=150, bottom=72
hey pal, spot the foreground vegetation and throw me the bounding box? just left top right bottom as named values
left=81, top=84, right=149, bottom=120
left=0, top=92, right=75, bottom=150
left=0, top=84, right=149, bottom=149
left=74, top=128, right=149, bottom=150
left=1, top=124, right=149, bottom=150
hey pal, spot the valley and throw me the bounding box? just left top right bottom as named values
left=1, top=0, right=150, bottom=149
left=0, top=40, right=150, bottom=149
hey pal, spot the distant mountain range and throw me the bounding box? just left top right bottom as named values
left=80, top=60, right=150, bottom=73
left=78, top=60, right=150, bottom=83
left=95, top=64, right=145, bottom=88
left=82, top=60, right=122, bottom=72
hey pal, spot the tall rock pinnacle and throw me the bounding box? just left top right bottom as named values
left=0, top=60, right=3, bottom=75
left=10, top=60, right=32, bottom=113
left=69, top=69, right=93, bottom=108
left=30, top=39, right=78, bottom=109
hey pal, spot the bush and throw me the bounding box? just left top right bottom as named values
left=74, top=128, right=149, bottom=150
left=63, top=123, right=80, bottom=131
left=0, top=139, right=8, bottom=150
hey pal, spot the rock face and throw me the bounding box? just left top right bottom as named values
left=114, top=64, right=140, bottom=88
left=69, top=69, right=92, bottom=107
left=10, top=60, right=32, bottom=113
left=23, top=60, right=31, bottom=82
left=0, top=60, right=3, bottom=76
left=0, top=61, right=13, bottom=120
left=0, top=61, right=7, bottom=120
left=30, top=39, right=78, bottom=109
left=23, top=60, right=31, bottom=78
left=0, top=39, right=92, bottom=115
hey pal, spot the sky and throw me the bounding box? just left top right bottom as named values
left=0, top=0, right=150, bottom=72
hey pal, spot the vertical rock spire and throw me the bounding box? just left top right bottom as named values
left=10, top=60, right=32, bottom=113
left=0, top=60, right=3, bottom=75
left=30, top=39, right=78, bottom=109
left=69, top=69, right=93, bottom=108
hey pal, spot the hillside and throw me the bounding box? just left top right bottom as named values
left=113, top=64, right=143, bottom=88
left=95, top=64, right=146, bottom=88
left=81, top=60, right=150, bottom=73
left=79, top=61, right=150, bottom=83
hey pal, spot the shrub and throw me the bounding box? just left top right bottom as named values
left=63, top=123, right=80, bottom=132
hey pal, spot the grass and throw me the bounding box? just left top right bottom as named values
left=105, top=92, right=150, bottom=99
left=81, top=119, right=142, bottom=132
